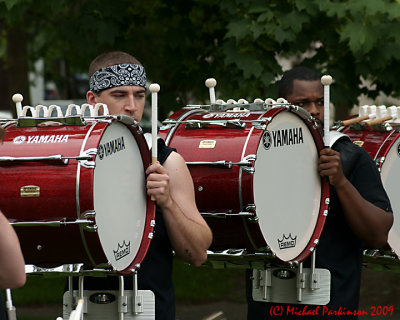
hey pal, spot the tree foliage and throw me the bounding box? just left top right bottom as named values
left=1, top=0, right=400, bottom=119
left=220, top=0, right=400, bottom=118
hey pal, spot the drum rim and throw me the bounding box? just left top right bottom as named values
left=108, top=120, right=155, bottom=274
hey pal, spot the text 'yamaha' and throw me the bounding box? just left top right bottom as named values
left=262, top=127, right=304, bottom=150
left=98, top=136, right=125, bottom=160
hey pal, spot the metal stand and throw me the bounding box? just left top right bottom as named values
left=63, top=273, right=155, bottom=320
left=252, top=256, right=331, bottom=306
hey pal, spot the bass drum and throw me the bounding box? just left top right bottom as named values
left=159, top=105, right=329, bottom=264
left=0, top=115, right=154, bottom=274
left=339, top=125, right=400, bottom=264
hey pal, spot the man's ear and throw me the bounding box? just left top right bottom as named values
left=86, top=91, right=97, bottom=105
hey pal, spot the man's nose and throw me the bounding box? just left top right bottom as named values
left=124, top=94, right=137, bottom=112
left=307, top=102, right=320, bottom=117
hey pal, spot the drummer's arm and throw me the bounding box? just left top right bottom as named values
left=146, top=152, right=212, bottom=266
left=0, top=211, right=26, bottom=289
left=319, top=148, right=393, bottom=248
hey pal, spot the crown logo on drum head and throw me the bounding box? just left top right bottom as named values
left=113, top=240, right=131, bottom=261
left=277, top=234, right=297, bottom=250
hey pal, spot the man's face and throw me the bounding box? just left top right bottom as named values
left=285, top=79, right=324, bottom=124
left=88, top=85, right=146, bottom=122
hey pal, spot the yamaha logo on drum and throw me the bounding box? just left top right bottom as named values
left=13, top=135, right=69, bottom=144
left=278, top=234, right=297, bottom=250
left=262, top=131, right=272, bottom=150
left=202, top=112, right=251, bottom=119
left=113, top=241, right=131, bottom=261
left=262, top=127, right=304, bottom=150
left=98, top=136, right=125, bottom=160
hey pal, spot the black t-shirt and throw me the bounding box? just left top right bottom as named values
left=72, top=138, right=176, bottom=320
left=0, top=292, right=7, bottom=320
left=246, top=138, right=392, bottom=319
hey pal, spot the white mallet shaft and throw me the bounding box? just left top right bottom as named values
left=69, top=299, right=84, bottom=320
left=149, top=83, right=160, bottom=164
left=12, top=94, right=23, bottom=118
left=205, top=78, right=217, bottom=104
left=321, top=75, right=333, bottom=147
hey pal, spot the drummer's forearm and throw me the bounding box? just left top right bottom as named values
left=162, top=201, right=212, bottom=266
left=335, top=180, right=393, bottom=248
left=169, top=224, right=211, bottom=266
left=0, top=212, right=26, bottom=289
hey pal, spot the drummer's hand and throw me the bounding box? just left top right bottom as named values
left=146, top=161, right=172, bottom=207
left=318, top=148, right=347, bottom=188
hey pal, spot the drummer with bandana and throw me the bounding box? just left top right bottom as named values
left=79, top=51, right=212, bottom=320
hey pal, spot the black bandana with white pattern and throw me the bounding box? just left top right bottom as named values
left=89, top=63, right=146, bottom=93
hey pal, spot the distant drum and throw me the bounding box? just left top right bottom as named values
left=340, top=125, right=400, bottom=262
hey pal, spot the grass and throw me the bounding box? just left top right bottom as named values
left=173, top=259, right=245, bottom=303
left=10, top=276, right=65, bottom=306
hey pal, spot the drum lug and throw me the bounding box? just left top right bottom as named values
left=254, top=124, right=266, bottom=130
left=115, top=114, right=139, bottom=127
left=253, top=118, right=271, bottom=130
left=242, top=167, right=255, bottom=174
left=245, top=204, right=258, bottom=223
left=159, top=120, right=175, bottom=131
left=241, top=154, right=256, bottom=174
left=375, top=157, right=385, bottom=170
left=79, top=148, right=97, bottom=169
left=81, top=210, right=98, bottom=232
left=248, top=216, right=259, bottom=223
left=84, top=224, right=98, bottom=232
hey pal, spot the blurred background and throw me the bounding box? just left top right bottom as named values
left=2, top=0, right=400, bottom=319
left=2, top=0, right=400, bottom=121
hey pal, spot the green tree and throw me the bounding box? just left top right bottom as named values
left=2, top=0, right=400, bottom=120
left=0, top=0, right=228, bottom=119
left=220, top=0, right=400, bottom=119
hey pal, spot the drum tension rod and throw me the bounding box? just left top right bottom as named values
left=10, top=218, right=95, bottom=227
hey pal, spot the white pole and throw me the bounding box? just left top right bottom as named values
left=12, top=94, right=23, bottom=118
left=321, top=75, right=333, bottom=147
left=205, top=78, right=217, bottom=104
left=149, top=83, right=160, bottom=165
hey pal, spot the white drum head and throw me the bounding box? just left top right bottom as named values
left=93, top=121, right=147, bottom=271
left=380, top=139, right=400, bottom=256
left=253, top=111, right=321, bottom=262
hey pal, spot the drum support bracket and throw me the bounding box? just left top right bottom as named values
left=297, top=263, right=306, bottom=302
left=252, top=266, right=331, bottom=305
left=310, top=249, right=320, bottom=290
left=262, top=269, right=272, bottom=300
left=131, top=272, right=144, bottom=314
